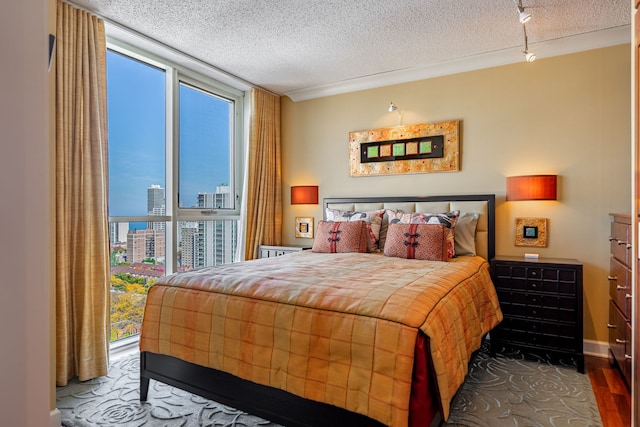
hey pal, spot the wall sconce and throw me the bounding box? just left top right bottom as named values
left=387, top=101, right=403, bottom=125
left=291, top=185, right=318, bottom=205
left=506, top=174, right=557, bottom=201
left=291, top=185, right=318, bottom=238
left=507, top=174, right=557, bottom=255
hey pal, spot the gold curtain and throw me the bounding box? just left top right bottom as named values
left=244, top=88, right=282, bottom=260
left=55, top=0, right=110, bottom=386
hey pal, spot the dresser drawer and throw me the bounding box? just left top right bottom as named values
left=610, top=219, right=631, bottom=265
left=609, top=257, right=632, bottom=320
left=608, top=300, right=631, bottom=384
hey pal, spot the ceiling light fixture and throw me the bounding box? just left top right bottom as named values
left=517, top=6, right=531, bottom=24
left=522, top=25, right=536, bottom=62
left=515, top=0, right=532, bottom=24
left=388, top=102, right=399, bottom=112
left=515, top=1, right=536, bottom=63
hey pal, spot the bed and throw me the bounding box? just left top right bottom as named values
left=139, top=194, right=502, bottom=427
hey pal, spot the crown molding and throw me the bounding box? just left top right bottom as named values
left=285, top=25, right=631, bottom=102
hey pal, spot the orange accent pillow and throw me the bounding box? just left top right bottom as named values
left=383, top=223, right=450, bottom=261
left=312, top=221, right=368, bottom=253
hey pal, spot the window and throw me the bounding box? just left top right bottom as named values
left=107, top=44, right=244, bottom=343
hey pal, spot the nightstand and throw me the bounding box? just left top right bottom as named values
left=490, top=255, right=584, bottom=372
left=258, top=245, right=311, bottom=259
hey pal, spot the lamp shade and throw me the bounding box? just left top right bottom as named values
left=291, top=185, right=318, bottom=204
left=506, top=175, right=557, bottom=201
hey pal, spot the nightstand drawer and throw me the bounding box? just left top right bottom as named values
left=258, top=245, right=311, bottom=259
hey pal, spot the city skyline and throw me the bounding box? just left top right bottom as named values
left=107, top=49, right=232, bottom=218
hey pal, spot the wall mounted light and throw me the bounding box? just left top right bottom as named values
left=507, top=174, right=557, bottom=255
left=291, top=185, right=318, bottom=205
left=506, top=175, right=557, bottom=201
left=387, top=101, right=403, bottom=125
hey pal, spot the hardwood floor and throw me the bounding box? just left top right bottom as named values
left=587, top=355, right=631, bottom=427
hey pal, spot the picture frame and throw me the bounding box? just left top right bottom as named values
left=348, top=120, right=460, bottom=177
left=515, top=217, right=548, bottom=247
left=295, top=217, right=314, bottom=238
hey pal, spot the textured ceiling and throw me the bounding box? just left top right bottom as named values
left=73, top=0, right=630, bottom=100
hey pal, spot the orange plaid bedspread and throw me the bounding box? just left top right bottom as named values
left=140, top=252, right=502, bottom=426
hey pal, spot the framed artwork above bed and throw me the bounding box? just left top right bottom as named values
left=349, top=120, right=460, bottom=177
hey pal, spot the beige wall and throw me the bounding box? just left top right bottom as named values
left=0, top=0, right=52, bottom=425
left=281, top=44, right=631, bottom=345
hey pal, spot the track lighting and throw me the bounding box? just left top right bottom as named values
left=522, top=25, right=536, bottom=62
left=515, top=1, right=535, bottom=63
left=388, top=102, right=398, bottom=112
left=517, top=6, right=531, bottom=24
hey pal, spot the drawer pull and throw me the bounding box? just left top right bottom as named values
left=616, top=285, right=627, bottom=290
left=530, top=271, right=537, bottom=276
left=609, top=236, right=615, bottom=242
left=618, top=240, right=627, bottom=246
left=616, top=338, right=626, bottom=344
left=607, top=323, right=616, bottom=329
left=608, top=276, right=618, bottom=281
left=626, top=294, right=632, bottom=300
left=625, top=354, right=632, bottom=360
left=627, top=244, right=632, bottom=249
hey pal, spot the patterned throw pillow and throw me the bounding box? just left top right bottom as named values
left=383, top=223, right=450, bottom=261
left=312, top=220, right=368, bottom=253
left=386, top=209, right=460, bottom=259
left=325, top=208, right=384, bottom=252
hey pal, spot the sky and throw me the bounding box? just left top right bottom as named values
left=106, top=49, right=231, bottom=217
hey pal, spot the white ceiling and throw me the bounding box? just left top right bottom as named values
left=72, top=0, right=631, bottom=101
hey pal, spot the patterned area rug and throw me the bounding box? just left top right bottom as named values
left=57, top=344, right=603, bottom=426
left=446, top=346, right=602, bottom=426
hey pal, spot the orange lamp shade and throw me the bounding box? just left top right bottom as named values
left=291, top=185, right=318, bottom=204
left=506, top=175, right=557, bottom=201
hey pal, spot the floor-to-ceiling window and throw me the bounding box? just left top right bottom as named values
left=106, top=44, right=244, bottom=344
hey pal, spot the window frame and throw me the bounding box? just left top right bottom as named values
left=106, top=38, right=246, bottom=275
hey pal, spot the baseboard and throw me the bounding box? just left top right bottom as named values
left=50, top=408, right=61, bottom=427
left=583, top=339, right=608, bottom=358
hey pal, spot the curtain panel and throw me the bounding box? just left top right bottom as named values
left=244, top=88, right=282, bottom=260
left=55, top=0, right=110, bottom=385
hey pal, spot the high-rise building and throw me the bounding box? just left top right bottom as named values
left=179, top=227, right=198, bottom=270
left=109, top=221, right=129, bottom=244
left=194, top=185, right=237, bottom=267
left=126, top=229, right=165, bottom=264
left=147, top=184, right=165, bottom=230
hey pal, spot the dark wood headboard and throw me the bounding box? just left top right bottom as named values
left=323, top=194, right=495, bottom=260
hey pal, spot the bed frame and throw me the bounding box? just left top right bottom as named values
left=139, top=194, right=496, bottom=427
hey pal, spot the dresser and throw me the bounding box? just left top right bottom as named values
left=608, top=213, right=632, bottom=385
left=258, top=245, right=311, bottom=259
left=490, top=256, right=584, bottom=372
